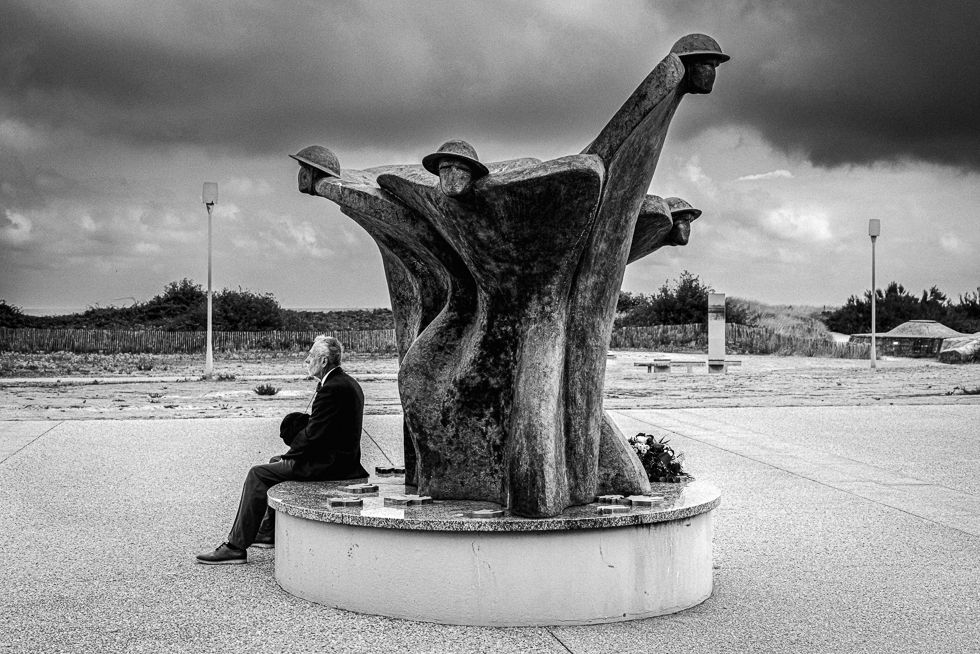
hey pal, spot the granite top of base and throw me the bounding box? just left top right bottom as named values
left=268, top=478, right=720, bottom=532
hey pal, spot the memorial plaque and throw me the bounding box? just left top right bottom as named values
left=384, top=494, right=433, bottom=507
left=626, top=495, right=664, bottom=507
left=597, top=505, right=630, bottom=515
left=375, top=466, right=407, bottom=477
left=329, top=497, right=364, bottom=508
left=466, top=509, right=505, bottom=519
left=345, top=483, right=379, bottom=494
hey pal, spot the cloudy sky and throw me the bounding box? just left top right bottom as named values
left=2, top=0, right=978, bottom=314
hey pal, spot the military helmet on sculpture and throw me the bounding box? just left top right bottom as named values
left=670, top=33, right=730, bottom=63
left=290, top=145, right=341, bottom=178
left=666, top=197, right=703, bottom=221
left=422, top=139, right=490, bottom=179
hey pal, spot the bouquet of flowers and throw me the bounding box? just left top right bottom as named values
left=628, top=432, right=690, bottom=483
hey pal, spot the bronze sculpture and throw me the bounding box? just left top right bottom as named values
left=293, top=34, right=728, bottom=517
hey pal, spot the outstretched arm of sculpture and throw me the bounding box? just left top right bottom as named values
left=582, top=33, right=729, bottom=170
left=563, top=36, right=727, bottom=504
left=296, top=159, right=457, bottom=346
left=582, top=54, right=685, bottom=167
left=291, top=147, right=475, bottom=488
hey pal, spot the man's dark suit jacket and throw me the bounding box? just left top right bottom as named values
left=279, top=367, right=368, bottom=481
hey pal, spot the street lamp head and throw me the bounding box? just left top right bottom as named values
left=868, top=219, right=880, bottom=238
left=202, top=182, right=218, bottom=206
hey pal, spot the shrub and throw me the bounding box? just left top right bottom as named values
left=0, top=300, right=28, bottom=328
left=617, top=272, right=751, bottom=327
left=253, top=383, right=280, bottom=396
left=214, top=287, right=284, bottom=331
left=280, top=307, right=395, bottom=331
left=616, top=291, right=646, bottom=314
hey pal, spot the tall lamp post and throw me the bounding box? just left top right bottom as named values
left=869, top=219, right=880, bottom=369
left=202, top=183, right=218, bottom=380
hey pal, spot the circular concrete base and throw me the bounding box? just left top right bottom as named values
left=269, top=479, right=719, bottom=626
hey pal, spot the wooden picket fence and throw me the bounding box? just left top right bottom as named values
left=611, top=323, right=871, bottom=358
left=0, top=327, right=397, bottom=355
left=1, top=323, right=870, bottom=358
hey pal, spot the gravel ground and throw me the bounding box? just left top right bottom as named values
left=1, top=352, right=978, bottom=421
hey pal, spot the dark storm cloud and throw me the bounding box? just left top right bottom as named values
left=2, top=1, right=978, bottom=169
left=0, top=1, right=663, bottom=158
left=677, top=0, right=980, bottom=170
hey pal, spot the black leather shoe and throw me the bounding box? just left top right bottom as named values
left=195, top=543, right=247, bottom=565
left=252, top=535, right=274, bottom=549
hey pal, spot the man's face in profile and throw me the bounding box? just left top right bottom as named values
left=438, top=159, right=474, bottom=198
left=668, top=214, right=694, bottom=246
left=684, top=56, right=721, bottom=94
left=298, top=165, right=340, bottom=196
left=298, top=166, right=314, bottom=194
left=305, top=347, right=326, bottom=379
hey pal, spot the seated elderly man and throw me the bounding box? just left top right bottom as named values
left=196, top=335, right=368, bottom=565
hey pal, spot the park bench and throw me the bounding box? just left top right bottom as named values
left=634, top=359, right=743, bottom=374
left=708, top=359, right=742, bottom=373
left=634, top=359, right=672, bottom=373
left=634, top=359, right=707, bottom=373
left=670, top=360, right=705, bottom=373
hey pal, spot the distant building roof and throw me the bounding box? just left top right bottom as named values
left=854, top=320, right=966, bottom=338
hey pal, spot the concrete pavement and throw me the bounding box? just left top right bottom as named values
left=2, top=407, right=978, bottom=653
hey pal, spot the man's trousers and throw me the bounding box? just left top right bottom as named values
left=226, top=457, right=293, bottom=550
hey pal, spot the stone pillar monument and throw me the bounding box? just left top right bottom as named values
left=708, top=292, right=726, bottom=370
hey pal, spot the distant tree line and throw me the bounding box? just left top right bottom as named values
left=822, top=282, right=980, bottom=335
left=8, top=275, right=975, bottom=336
left=615, top=271, right=751, bottom=327
left=0, top=279, right=395, bottom=332
left=280, top=308, right=394, bottom=331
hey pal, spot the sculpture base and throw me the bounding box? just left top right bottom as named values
left=269, top=479, right=720, bottom=627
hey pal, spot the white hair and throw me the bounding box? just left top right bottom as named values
left=311, top=335, right=343, bottom=368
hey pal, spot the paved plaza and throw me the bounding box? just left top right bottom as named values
left=2, top=405, right=978, bottom=653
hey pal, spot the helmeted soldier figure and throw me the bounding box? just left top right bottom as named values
left=291, top=145, right=341, bottom=195
left=671, top=33, right=730, bottom=95
left=665, top=196, right=703, bottom=246
left=422, top=139, right=489, bottom=198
